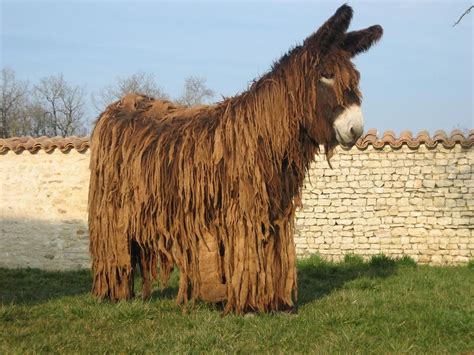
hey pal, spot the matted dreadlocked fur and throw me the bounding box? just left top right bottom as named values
left=89, top=5, right=383, bottom=314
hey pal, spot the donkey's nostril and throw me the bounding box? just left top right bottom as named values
left=350, top=127, right=356, bottom=139
left=349, top=126, right=363, bottom=140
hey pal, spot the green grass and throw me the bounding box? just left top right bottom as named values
left=1, top=255, right=473, bottom=353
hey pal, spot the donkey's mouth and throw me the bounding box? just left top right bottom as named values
left=340, top=141, right=355, bottom=149
left=335, top=129, right=357, bottom=149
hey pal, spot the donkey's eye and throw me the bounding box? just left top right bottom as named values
left=320, top=72, right=335, bottom=85
left=321, top=71, right=334, bottom=79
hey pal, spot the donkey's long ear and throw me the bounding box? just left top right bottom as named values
left=342, top=25, right=383, bottom=57
left=305, top=4, right=353, bottom=55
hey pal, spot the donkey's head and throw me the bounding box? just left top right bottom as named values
left=295, top=5, right=383, bottom=150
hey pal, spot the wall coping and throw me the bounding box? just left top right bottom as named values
left=1, top=129, right=473, bottom=154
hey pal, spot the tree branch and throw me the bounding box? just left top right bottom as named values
left=453, top=5, right=473, bottom=27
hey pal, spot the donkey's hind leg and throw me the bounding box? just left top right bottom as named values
left=139, top=248, right=153, bottom=300
left=131, top=241, right=157, bottom=300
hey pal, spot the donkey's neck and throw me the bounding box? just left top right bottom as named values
left=216, top=73, right=321, bottom=211
left=225, top=67, right=321, bottom=164
left=223, top=81, right=297, bottom=157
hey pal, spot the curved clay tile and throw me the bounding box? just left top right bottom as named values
left=0, top=135, right=90, bottom=154
left=432, top=129, right=448, bottom=141
left=450, top=129, right=464, bottom=140
left=0, top=130, right=473, bottom=154
left=69, top=136, right=90, bottom=153
left=356, top=128, right=378, bottom=149
left=416, top=130, right=430, bottom=140
left=404, top=131, right=424, bottom=149
left=0, top=139, right=7, bottom=154
left=415, top=130, right=435, bottom=149
left=465, top=129, right=474, bottom=148
left=432, top=129, right=458, bottom=149
left=450, top=129, right=468, bottom=148
left=377, top=130, right=397, bottom=149
left=32, top=136, right=51, bottom=153
left=396, top=130, right=414, bottom=149
left=57, top=136, right=74, bottom=153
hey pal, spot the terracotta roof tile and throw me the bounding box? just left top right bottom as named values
left=355, top=129, right=473, bottom=150
left=0, top=136, right=90, bottom=154
left=0, top=130, right=472, bottom=154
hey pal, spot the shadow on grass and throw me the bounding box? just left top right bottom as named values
left=1, top=254, right=412, bottom=307
left=0, top=268, right=92, bottom=305
left=148, top=269, right=179, bottom=301
left=297, top=254, right=412, bottom=306
left=0, top=266, right=181, bottom=306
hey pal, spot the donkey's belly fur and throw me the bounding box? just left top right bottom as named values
left=198, top=232, right=227, bottom=302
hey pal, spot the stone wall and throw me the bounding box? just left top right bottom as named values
left=0, top=150, right=90, bottom=270
left=0, top=134, right=472, bottom=270
left=295, top=144, right=473, bottom=265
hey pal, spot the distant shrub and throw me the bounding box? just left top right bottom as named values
left=343, top=254, right=365, bottom=265
left=298, top=254, right=325, bottom=268
left=467, top=260, right=474, bottom=269
left=397, top=255, right=417, bottom=267
left=369, top=254, right=396, bottom=269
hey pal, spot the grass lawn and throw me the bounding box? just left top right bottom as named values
left=1, top=254, right=473, bottom=353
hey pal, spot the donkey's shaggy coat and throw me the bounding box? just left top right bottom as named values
left=89, top=5, right=382, bottom=313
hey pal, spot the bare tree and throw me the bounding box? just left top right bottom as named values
left=23, top=102, right=51, bottom=137
left=176, top=76, right=214, bottom=107
left=0, top=67, right=29, bottom=138
left=92, top=71, right=169, bottom=112
left=33, top=74, right=86, bottom=137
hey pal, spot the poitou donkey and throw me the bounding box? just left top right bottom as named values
left=89, top=5, right=383, bottom=314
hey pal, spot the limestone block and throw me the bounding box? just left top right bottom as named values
left=391, top=227, right=408, bottom=237
left=421, top=166, right=433, bottom=174
left=423, top=180, right=436, bottom=188
left=364, top=160, right=381, bottom=168
left=408, top=228, right=427, bottom=237
left=338, top=219, right=353, bottom=226
left=358, top=180, right=374, bottom=188
left=296, top=218, right=306, bottom=226
left=458, top=165, right=471, bottom=174
left=319, top=199, right=331, bottom=206
left=393, top=217, right=405, bottom=224
left=386, top=197, right=397, bottom=206
left=445, top=199, right=457, bottom=208
left=457, top=229, right=470, bottom=237
left=304, top=218, right=317, bottom=226
left=401, top=236, right=410, bottom=245
left=410, top=197, right=423, bottom=206
left=438, top=217, right=452, bottom=226
left=433, top=197, right=445, bottom=207
left=453, top=256, right=470, bottom=263
left=442, top=229, right=455, bottom=237
left=452, top=217, right=470, bottom=225
left=348, top=181, right=360, bottom=188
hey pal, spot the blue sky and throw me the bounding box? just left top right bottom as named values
left=1, top=0, right=473, bottom=135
